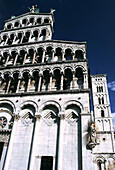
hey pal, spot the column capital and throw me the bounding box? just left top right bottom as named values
left=49, top=70, right=53, bottom=76
left=61, top=70, right=64, bottom=75
left=35, top=114, right=41, bottom=121
left=72, top=69, right=76, bottom=74
left=43, top=48, right=46, bottom=52
left=39, top=71, right=43, bottom=77
left=8, top=75, right=13, bottom=80
left=58, top=112, right=65, bottom=119
left=13, top=114, right=20, bottom=121
left=61, top=49, right=65, bottom=54
left=51, top=48, right=55, bottom=53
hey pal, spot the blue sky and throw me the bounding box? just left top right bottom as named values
left=0, top=0, right=115, bottom=125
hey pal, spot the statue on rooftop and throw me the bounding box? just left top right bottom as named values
left=50, top=9, right=56, bottom=14
left=28, top=5, right=39, bottom=13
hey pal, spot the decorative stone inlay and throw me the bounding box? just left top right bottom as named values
left=43, top=111, right=57, bottom=126
left=20, top=112, right=33, bottom=125
left=0, top=116, right=7, bottom=128
left=58, top=113, right=65, bottom=120
left=66, top=112, right=78, bottom=123
left=35, top=114, right=41, bottom=121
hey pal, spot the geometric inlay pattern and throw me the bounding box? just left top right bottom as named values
left=21, top=112, right=33, bottom=126
left=0, top=117, right=7, bottom=128
left=43, top=111, right=56, bottom=126
left=66, top=112, right=78, bottom=124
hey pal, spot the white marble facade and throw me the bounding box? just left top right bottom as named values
left=0, top=6, right=114, bottom=170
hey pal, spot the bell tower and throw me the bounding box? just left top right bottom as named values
left=91, top=74, right=115, bottom=169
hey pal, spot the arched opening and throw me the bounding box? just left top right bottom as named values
left=63, top=68, right=73, bottom=90
left=0, top=73, right=9, bottom=93
left=54, top=48, right=62, bottom=61
left=44, top=18, right=49, bottom=23
left=35, top=48, right=43, bottom=63
left=14, top=21, right=20, bottom=28
left=29, top=18, right=34, bottom=26
left=25, top=49, right=34, bottom=64
left=0, top=52, right=7, bottom=66
left=37, top=18, right=41, bottom=24
left=22, top=18, right=27, bottom=26
left=29, top=71, right=39, bottom=92
left=102, top=97, right=104, bottom=104
left=52, top=69, right=61, bottom=90
left=30, top=30, right=38, bottom=42
left=19, top=72, right=29, bottom=92
left=40, top=29, right=46, bottom=41
left=45, top=47, right=52, bottom=62
left=101, top=110, right=104, bottom=117
left=22, top=32, right=30, bottom=43
left=7, top=51, right=15, bottom=66
left=0, top=35, right=7, bottom=45
left=16, top=50, right=25, bottom=65
left=97, top=86, right=99, bottom=92
left=75, top=68, right=84, bottom=89
left=98, top=97, right=101, bottom=104
left=64, top=49, right=72, bottom=60
left=8, top=73, right=19, bottom=93
left=13, top=32, right=22, bottom=44
left=75, top=50, right=84, bottom=59
left=99, top=86, right=103, bottom=92
left=41, top=70, right=50, bottom=91
left=7, top=24, right=12, bottom=29
left=7, top=34, right=14, bottom=45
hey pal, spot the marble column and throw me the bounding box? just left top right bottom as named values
left=27, top=75, right=32, bottom=92
left=57, top=112, right=65, bottom=170
left=13, top=53, right=19, bottom=66
left=42, top=49, right=46, bottom=63
left=4, top=115, right=20, bottom=170
left=38, top=74, right=42, bottom=91
left=52, top=49, right=55, bottom=61
left=20, top=33, right=24, bottom=43
left=23, top=52, right=27, bottom=65
left=29, top=114, right=41, bottom=170
left=6, top=76, right=12, bottom=93
left=83, top=73, right=88, bottom=89
left=62, top=51, right=65, bottom=61
left=5, top=54, right=10, bottom=67
left=32, top=51, right=36, bottom=64
left=49, top=72, right=53, bottom=91
left=72, top=53, right=75, bottom=60
left=12, top=35, right=17, bottom=43
left=60, top=72, right=64, bottom=90
left=72, top=71, right=76, bottom=89
left=5, top=36, right=9, bottom=45
left=16, top=76, right=22, bottom=93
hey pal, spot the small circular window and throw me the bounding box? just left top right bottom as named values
left=0, top=117, right=7, bottom=128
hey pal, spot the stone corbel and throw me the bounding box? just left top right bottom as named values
left=13, top=114, right=20, bottom=121
left=35, top=114, right=41, bottom=121
left=58, top=112, right=65, bottom=120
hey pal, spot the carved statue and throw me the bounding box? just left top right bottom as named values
left=19, top=80, right=25, bottom=90
left=50, top=9, right=56, bottom=14
left=90, top=124, right=96, bottom=143
left=28, top=5, right=39, bottom=13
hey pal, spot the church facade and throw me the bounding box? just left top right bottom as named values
left=0, top=6, right=114, bottom=170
